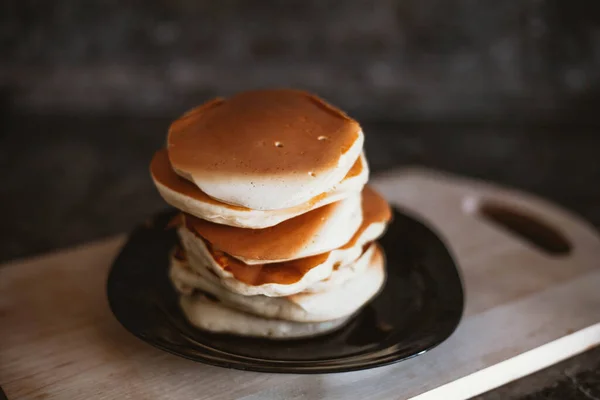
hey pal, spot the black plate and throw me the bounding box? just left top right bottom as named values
left=107, top=209, right=463, bottom=373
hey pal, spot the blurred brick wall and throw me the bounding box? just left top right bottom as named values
left=2, top=0, right=600, bottom=121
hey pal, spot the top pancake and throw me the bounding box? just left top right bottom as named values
left=167, top=89, right=364, bottom=210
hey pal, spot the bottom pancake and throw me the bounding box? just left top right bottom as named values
left=170, top=244, right=385, bottom=322
left=179, top=294, right=351, bottom=339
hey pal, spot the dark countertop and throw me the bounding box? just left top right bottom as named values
left=1, top=113, right=599, bottom=398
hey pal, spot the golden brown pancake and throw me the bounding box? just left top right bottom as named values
left=150, top=149, right=365, bottom=213
left=180, top=241, right=329, bottom=286
left=167, top=89, right=361, bottom=177
left=181, top=186, right=391, bottom=281
left=183, top=191, right=362, bottom=263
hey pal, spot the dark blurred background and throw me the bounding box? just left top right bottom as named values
left=1, top=0, right=599, bottom=258
left=3, top=0, right=600, bottom=121
left=1, top=1, right=600, bottom=398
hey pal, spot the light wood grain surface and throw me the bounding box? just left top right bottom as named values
left=1, top=169, right=599, bottom=400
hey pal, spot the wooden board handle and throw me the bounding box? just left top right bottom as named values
left=373, top=168, right=599, bottom=261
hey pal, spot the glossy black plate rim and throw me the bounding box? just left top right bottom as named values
left=107, top=208, right=464, bottom=374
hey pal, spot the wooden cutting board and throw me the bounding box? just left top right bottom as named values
left=1, top=169, right=599, bottom=400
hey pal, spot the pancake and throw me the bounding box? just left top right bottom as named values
left=167, top=89, right=364, bottom=210
left=182, top=191, right=364, bottom=264
left=176, top=187, right=391, bottom=296
left=171, top=243, right=377, bottom=300
left=179, top=294, right=351, bottom=339
left=171, top=244, right=385, bottom=323
left=151, top=149, right=368, bottom=228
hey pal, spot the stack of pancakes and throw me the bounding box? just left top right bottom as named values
left=150, top=89, right=392, bottom=339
